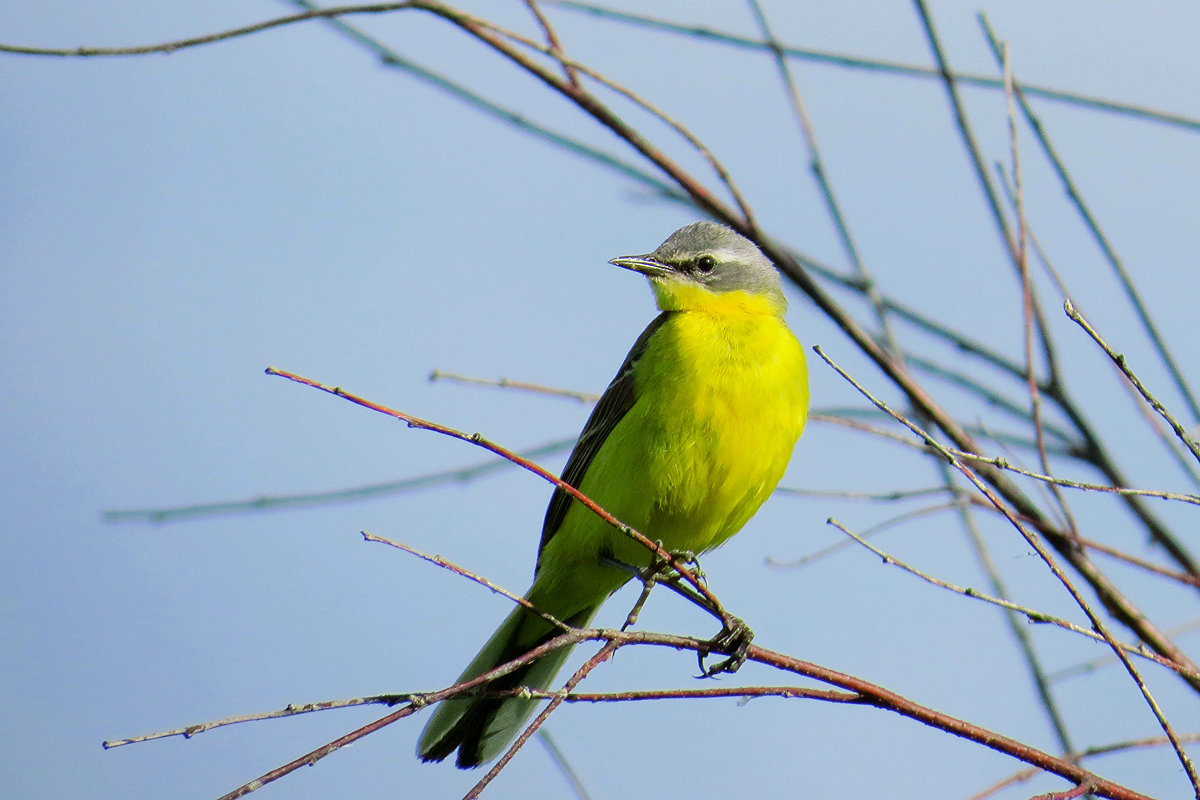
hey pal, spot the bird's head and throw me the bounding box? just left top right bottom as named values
left=609, top=221, right=786, bottom=313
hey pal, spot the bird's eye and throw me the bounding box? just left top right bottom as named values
left=695, top=255, right=716, bottom=274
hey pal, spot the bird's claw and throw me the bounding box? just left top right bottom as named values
left=697, top=616, right=753, bottom=677
left=667, top=550, right=706, bottom=584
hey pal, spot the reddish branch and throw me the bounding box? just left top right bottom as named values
left=213, top=626, right=1156, bottom=800
left=265, top=367, right=726, bottom=619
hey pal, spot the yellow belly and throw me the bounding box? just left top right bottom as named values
left=531, top=301, right=808, bottom=615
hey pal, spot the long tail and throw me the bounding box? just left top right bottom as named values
left=417, top=601, right=599, bottom=768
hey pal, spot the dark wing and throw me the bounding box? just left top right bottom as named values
left=535, top=311, right=670, bottom=572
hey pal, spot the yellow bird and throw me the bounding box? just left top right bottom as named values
left=418, top=221, right=809, bottom=767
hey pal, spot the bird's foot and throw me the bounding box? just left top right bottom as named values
left=663, top=549, right=706, bottom=585
left=697, top=615, right=754, bottom=677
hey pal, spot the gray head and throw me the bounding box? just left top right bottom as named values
left=609, top=221, right=784, bottom=305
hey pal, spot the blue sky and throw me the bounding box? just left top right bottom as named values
left=3, top=2, right=1198, bottom=798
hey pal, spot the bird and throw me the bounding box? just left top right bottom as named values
left=417, top=221, right=810, bottom=768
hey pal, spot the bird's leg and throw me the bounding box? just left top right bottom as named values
left=621, top=570, right=656, bottom=630
left=697, top=615, right=754, bottom=677
left=599, top=552, right=662, bottom=630
left=599, top=550, right=751, bottom=674
left=642, top=553, right=753, bottom=676
left=600, top=549, right=718, bottom=628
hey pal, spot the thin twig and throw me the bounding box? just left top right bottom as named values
left=283, top=0, right=677, bottom=198
left=1064, top=300, right=1200, bottom=467
left=941, top=461, right=1075, bottom=753
left=102, top=439, right=572, bottom=523
left=766, top=499, right=973, bottom=570
left=264, top=366, right=727, bottom=621
left=773, top=485, right=954, bottom=502
left=465, top=640, right=619, bottom=798
left=214, top=627, right=593, bottom=799
left=537, top=730, right=594, bottom=800
left=828, top=518, right=1200, bottom=682
left=945, top=449, right=1200, bottom=508
left=913, top=0, right=1017, bottom=263
left=0, top=2, right=422, bottom=56
left=1077, top=536, right=1200, bottom=589
left=429, top=369, right=600, bottom=403
left=441, top=7, right=758, bottom=228
left=523, top=0, right=581, bottom=90
left=361, top=531, right=569, bottom=630
left=745, top=0, right=895, bottom=349
left=902, top=352, right=1075, bottom=444
left=1050, top=619, right=1200, bottom=684
left=103, top=695, right=409, bottom=748
left=1004, top=39, right=1080, bottom=540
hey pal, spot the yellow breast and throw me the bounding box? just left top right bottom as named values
left=532, top=284, right=809, bottom=615
left=576, top=288, right=808, bottom=566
